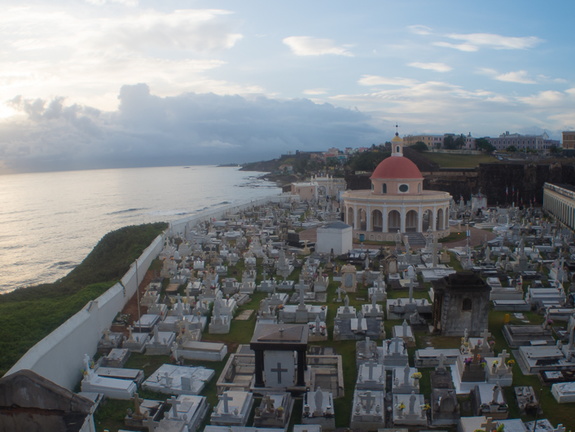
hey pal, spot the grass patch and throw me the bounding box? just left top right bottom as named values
left=0, top=222, right=167, bottom=376
left=421, top=152, right=499, bottom=168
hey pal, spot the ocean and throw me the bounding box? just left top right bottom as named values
left=0, top=165, right=281, bottom=293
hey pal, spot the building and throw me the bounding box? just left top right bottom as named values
left=315, top=221, right=353, bottom=255
left=543, top=183, right=575, bottom=231
left=341, top=133, right=452, bottom=242
left=404, top=134, right=445, bottom=149
left=563, top=131, right=575, bottom=150
left=291, top=176, right=347, bottom=202
left=488, top=131, right=560, bottom=152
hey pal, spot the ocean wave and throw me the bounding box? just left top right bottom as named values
left=107, top=208, right=147, bottom=215
left=51, top=261, right=77, bottom=270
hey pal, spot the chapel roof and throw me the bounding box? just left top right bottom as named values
left=370, top=155, right=423, bottom=180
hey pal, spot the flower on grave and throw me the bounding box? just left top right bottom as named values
left=411, top=372, right=422, bottom=380
left=421, top=403, right=431, bottom=411
left=493, top=360, right=499, bottom=365
left=489, top=340, right=495, bottom=346
left=396, top=402, right=406, bottom=410
left=464, top=357, right=472, bottom=365
left=506, top=359, right=515, bottom=366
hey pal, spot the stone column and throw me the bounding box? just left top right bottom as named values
left=382, top=207, right=388, bottom=232
left=417, top=207, right=423, bottom=232
left=366, top=207, right=372, bottom=232
left=432, top=207, right=437, bottom=232
left=400, top=208, right=406, bottom=233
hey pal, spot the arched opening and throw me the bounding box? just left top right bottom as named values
left=347, top=207, right=354, bottom=227
left=372, top=210, right=383, bottom=232
left=436, top=208, right=444, bottom=230
left=382, top=183, right=387, bottom=194
left=358, top=208, right=367, bottom=231
left=422, top=209, right=432, bottom=231
left=388, top=210, right=400, bottom=233
left=406, top=210, right=418, bottom=232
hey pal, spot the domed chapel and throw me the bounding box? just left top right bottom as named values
left=342, top=132, right=452, bottom=242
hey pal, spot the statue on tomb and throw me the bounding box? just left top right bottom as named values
left=314, top=388, right=324, bottom=416
left=409, top=391, right=417, bottom=415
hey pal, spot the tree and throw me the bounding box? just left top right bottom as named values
left=455, top=134, right=466, bottom=149
left=412, top=141, right=428, bottom=152
left=506, top=145, right=517, bottom=152
left=475, top=137, right=495, bottom=153
left=549, top=145, right=561, bottom=155
left=443, top=135, right=456, bottom=149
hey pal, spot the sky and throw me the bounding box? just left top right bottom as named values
left=1, top=0, right=574, bottom=173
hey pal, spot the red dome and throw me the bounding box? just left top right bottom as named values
left=370, top=156, right=422, bottom=180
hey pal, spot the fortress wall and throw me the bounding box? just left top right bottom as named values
left=5, top=194, right=291, bottom=389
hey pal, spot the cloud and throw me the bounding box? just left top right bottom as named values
left=358, top=75, right=418, bottom=87
left=0, top=6, right=247, bottom=111
left=495, top=70, right=536, bottom=84
left=437, top=32, right=541, bottom=51
left=0, top=85, right=383, bottom=173
left=85, top=0, right=138, bottom=6
left=283, top=36, right=353, bottom=57
left=408, top=25, right=433, bottom=36
left=433, top=41, right=478, bottom=52
left=478, top=68, right=536, bottom=84
left=303, top=88, right=329, bottom=95
left=408, top=62, right=452, bottom=72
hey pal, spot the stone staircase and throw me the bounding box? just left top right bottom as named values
left=404, top=232, right=427, bottom=247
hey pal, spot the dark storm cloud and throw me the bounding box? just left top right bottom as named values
left=0, top=84, right=385, bottom=173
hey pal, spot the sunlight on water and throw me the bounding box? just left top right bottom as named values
left=0, top=166, right=280, bottom=293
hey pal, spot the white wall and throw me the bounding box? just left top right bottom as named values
left=6, top=235, right=165, bottom=390
left=5, top=194, right=295, bottom=390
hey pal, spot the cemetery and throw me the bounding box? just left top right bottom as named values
left=4, top=189, right=575, bottom=432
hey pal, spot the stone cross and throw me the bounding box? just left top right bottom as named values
left=480, top=329, right=492, bottom=351
left=153, top=326, right=160, bottom=344
left=481, top=417, right=496, bottom=432
left=132, top=393, right=144, bottom=419
left=497, top=350, right=510, bottom=371
left=471, top=343, right=483, bottom=365
left=167, top=395, right=181, bottom=419
left=220, top=392, right=233, bottom=414
left=360, top=391, right=375, bottom=414
left=127, top=325, right=134, bottom=342
left=365, top=361, right=377, bottom=381
left=272, top=362, right=288, bottom=384
left=162, top=372, right=173, bottom=388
